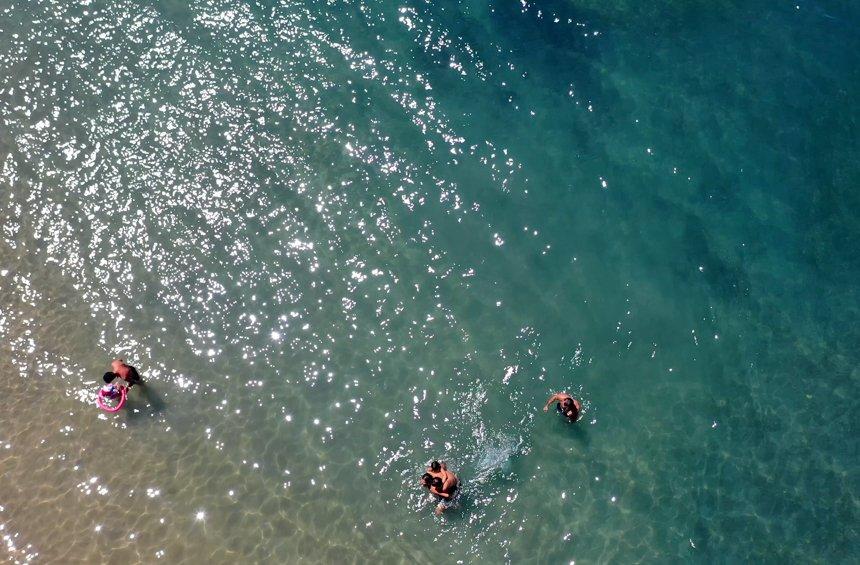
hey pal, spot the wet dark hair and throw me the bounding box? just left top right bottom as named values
left=430, top=460, right=441, bottom=472
left=431, top=477, right=444, bottom=489
left=562, top=398, right=574, bottom=409
left=103, top=372, right=117, bottom=384
left=421, top=473, right=433, bottom=487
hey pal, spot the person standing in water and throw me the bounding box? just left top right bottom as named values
left=421, top=460, right=460, bottom=515
left=103, top=358, right=142, bottom=389
left=543, top=392, right=582, bottom=421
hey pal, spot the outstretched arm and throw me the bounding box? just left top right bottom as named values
left=543, top=393, right=561, bottom=412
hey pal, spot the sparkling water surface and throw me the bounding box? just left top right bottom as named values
left=0, top=0, right=857, bottom=563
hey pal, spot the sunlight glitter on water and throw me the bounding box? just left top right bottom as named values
left=1, top=0, right=858, bottom=563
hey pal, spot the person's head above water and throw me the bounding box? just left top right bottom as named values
left=561, top=398, right=579, bottom=419
left=544, top=392, right=582, bottom=421
left=421, top=473, right=433, bottom=488
left=103, top=371, right=117, bottom=384
left=431, top=477, right=444, bottom=490
left=430, top=461, right=442, bottom=473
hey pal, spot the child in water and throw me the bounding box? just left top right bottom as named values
left=100, top=373, right=123, bottom=399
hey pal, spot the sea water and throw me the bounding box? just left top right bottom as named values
left=0, top=0, right=857, bottom=562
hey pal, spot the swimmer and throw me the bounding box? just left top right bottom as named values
left=427, top=460, right=457, bottom=491
left=543, top=392, right=582, bottom=421
left=104, top=358, right=142, bottom=389
left=422, top=461, right=459, bottom=515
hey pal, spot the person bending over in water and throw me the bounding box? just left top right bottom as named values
left=103, top=358, right=142, bottom=389
left=422, top=461, right=460, bottom=515
left=543, top=392, right=582, bottom=422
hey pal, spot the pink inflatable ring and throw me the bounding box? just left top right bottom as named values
left=97, top=386, right=127, bottom=413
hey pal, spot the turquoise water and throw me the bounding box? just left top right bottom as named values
left=0, top=0, right=857, bottom=562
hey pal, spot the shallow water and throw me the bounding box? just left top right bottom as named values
left=0, top=0, right=857, bottom=563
